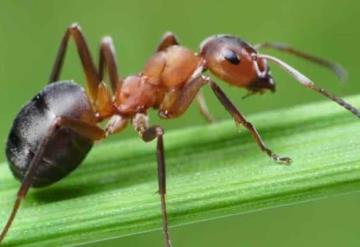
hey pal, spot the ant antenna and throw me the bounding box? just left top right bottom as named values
left=254, top=42, right=347, bottom=81
left=258, top=54, right=360, bottom=118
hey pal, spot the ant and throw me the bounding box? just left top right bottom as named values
left=1, top=23, right=359, bottom=247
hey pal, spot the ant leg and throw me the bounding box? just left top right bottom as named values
left=157, top=42, right=214, bottom=120
left=105, top=115, right=128, bottom=136
left=159, top=75, right=208, bottom=119
left=0, top=116, right=105, bottom=243
left=254, top=42, right=346, bottom=81
left=55, top=117, right=106, bottom=140
left=156, top=32, right=179, bottom=52
left=98, top=36, right=122, bottom=92
left=49, top=23, right=100, bottom=102
left=0, top=122, right=57, bottom=243
left=196, top=90, right=215, bottom=123
left=208, top=79, right=292, bottom=165
left=133, top=114, right=172, bottom=247
left=49, top=24, right=115, bottom=119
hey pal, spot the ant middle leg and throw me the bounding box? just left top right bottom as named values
left=208, top=79, right=292, bottom=165
left=98, top=36, right=122, bottom=92
left=132, top=113, right=172, bottom=247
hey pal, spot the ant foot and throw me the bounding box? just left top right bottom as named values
left=271, top=154, right=292, bottom=165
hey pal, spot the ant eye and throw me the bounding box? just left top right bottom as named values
left=222, top=49, right=240, bottom=65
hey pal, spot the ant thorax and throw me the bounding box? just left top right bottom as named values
left=114, top=75, right=164, bottom=115
left=114, top=45, right=203, bottom=116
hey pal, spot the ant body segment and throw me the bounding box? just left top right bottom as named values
left=1, top=23, right=359, bottom=247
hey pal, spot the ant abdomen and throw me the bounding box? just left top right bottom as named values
left=6, top=81, right=94, bottom=187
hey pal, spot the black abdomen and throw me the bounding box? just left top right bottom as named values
left=6, top=81, right=96, bottom=187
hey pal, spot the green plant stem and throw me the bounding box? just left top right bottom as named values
left=1, top=95, right=360, bottom=246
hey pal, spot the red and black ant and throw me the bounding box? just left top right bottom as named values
left=1, top=23, right=359, bottom=247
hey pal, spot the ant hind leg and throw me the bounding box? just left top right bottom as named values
left=49, top=23, right=100, bottom=102
left=0, top=116, right=105, bottom=244
left=49, top=24, right=118, bottom=119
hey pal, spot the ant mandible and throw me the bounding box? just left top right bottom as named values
left=1, top=23, right=359, bottom=247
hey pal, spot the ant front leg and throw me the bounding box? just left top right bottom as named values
left=156, top=33, right=214, bottom=122
left=159, top=75, right=208, bottom=119
left=208, top=79, right=292, bottom=165
left=196, top=90, right=215, bottom=123
left=132, top=113, right=172, bottom=247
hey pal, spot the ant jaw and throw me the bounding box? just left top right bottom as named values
left=247, top=72, right=276, bottom=94
left=249, top=53, right=276, bottom=93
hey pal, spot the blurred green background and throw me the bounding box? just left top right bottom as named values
left=0, top=0, right=360, bottom=246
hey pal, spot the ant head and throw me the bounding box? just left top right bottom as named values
left=200, top=35, right=275, bottom=93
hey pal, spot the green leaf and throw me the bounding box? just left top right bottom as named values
left=1, top=95, right=360, bottom=247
